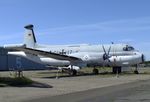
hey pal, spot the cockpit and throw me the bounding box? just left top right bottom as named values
left=123, top=45, right=135, bottom=51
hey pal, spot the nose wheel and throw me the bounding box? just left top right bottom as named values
left=134, top=70, right=139, bottom=74
left=134, top=64, right=139, bottom=74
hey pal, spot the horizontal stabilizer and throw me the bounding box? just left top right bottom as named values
left=4, top=44, right=26, bottom=49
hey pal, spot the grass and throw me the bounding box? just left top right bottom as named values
left=80, top=67, right=112, bottom=74
left=30, top=67, right=114, bottom=78
left=0, top=77, right=34, bottom=87
left=0, top=67, right=150, bottom=80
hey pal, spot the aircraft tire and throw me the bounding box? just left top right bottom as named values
left=93, top=68, right=99, bottom=75
left=134, top=70, right=139, bottom=74
left=70, top=69, right=77, bottom=76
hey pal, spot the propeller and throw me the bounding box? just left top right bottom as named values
left=102, top=45, right=111, bottom=60
left=102, top=45, right=112, bottom=67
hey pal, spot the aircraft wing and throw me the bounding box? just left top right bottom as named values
left=4, top=44, right=81, bottom=61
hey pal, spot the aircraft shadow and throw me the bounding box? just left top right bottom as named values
left=0, top=77, right=53, bottom=88
left=23, top=82, right=53, bottom=88
left=40, top=71, right=114, bottom=79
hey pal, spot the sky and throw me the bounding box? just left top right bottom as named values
left=0, top=0, right=150, bottom=60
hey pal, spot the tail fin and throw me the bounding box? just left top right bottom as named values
left=24, top=24, right=36, bottom=48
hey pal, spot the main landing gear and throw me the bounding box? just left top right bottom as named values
left=69, top=69, right=77, bottom=76
left=61, top=68, right=77, bottom=76
left=112, top=67, right=122, bottom=74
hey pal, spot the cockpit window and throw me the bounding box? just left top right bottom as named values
left=123, top=45, right=134, bottom=51
left=128, top=46, right=134, bottom=51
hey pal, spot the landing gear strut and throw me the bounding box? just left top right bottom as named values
left=112, top=67, right=122, bottom=74
left=134, top=64, right=139, bottom=74
left=15, top=70, right=23, bottom=77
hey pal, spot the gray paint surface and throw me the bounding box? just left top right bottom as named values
left=0, top=47, right=47, bottom=71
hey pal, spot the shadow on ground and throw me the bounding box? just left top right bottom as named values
left=27, top=82, right=53, bottom=88
left=0, top=77, right=53, bottom=88
left=38, top=70, right=145, bottom=79
left=40, top=71, right=116, bottom=79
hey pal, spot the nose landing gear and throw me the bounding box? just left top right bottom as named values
left=112, top=67, right=122, bottom=74
left=134, top=64, right=139, bottom=74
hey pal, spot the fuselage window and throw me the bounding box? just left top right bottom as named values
left=128, top=47, right=134, bottom=51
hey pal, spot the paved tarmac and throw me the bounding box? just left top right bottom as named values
left=0, top=70, right=150, bottom=102
left=25, top=79, right=150, bottom=102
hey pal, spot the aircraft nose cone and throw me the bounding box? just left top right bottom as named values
left=141, top=54, right=145, bottom=63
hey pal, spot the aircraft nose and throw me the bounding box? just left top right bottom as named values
left=141, top=54, right=145, bottom=63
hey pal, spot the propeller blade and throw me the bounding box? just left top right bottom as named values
left=102, top=45, right=106, bottom=54
left=102, top=45, right=112, bottom=61
left=107, top=46, right=111, bottom=56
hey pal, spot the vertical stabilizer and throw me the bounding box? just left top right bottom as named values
left=24, top=24, right=36, bottom=48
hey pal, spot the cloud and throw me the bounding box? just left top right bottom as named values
left=0, top=16, right=150, bottom=42
left=0, top=17, right=150, bottom=45
left=117, top=39, right=135, bottom=43
left=0, top=32, right=22, bottom=45
left=36, top=16, right=150, bottom=36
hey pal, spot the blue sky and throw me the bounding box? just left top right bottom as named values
left=0, top=0, right=150, bottom=60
